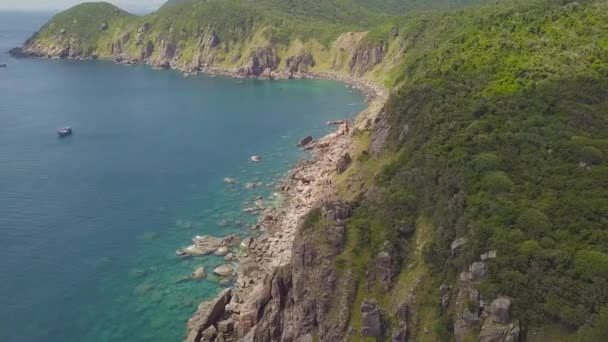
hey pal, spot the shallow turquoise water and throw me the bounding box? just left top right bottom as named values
left=0, top=12, right=365, bottom=342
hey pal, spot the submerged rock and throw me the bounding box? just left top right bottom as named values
left=192, top=267, right=206, bottom=279
left=176, top=234, right=240, bottom=256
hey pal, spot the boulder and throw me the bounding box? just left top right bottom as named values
left=100, top=22, right=108, bottom=31
left=241, top=237, right=254, bottom=249
left=218, top=318, right=235, bottom=333
left=201, top=324, right=218, bottom=341
left=376, top=251, right=394, bottom=290
left=192, top=267, right=206, bottom=279
left=361, top=300, right=385, bottom=337
left=479, top=321, right=520, bottom=342
left=481, top=250, right=497, bottom=260
left=186, top=288, right=232, bottom=342
left=214, top=264, right=234, bottom=277
left=285, top=52, right=315, bottom=73
left=468, top=261, right=487, bottom=281
left=451, top=237, right=467, bottom=256
left=177, top=234, right=240, bottom=256
left=297, top=136, right=313, bottom=147
left=336, top=153, right=352, bottom=174
left=490, top=297, right=512, bottom=324
left=214, top=246, right=229, bottom=256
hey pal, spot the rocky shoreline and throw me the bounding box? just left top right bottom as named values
left=181, top=89, right=386, bottom=341
left=8, top=46, right=386, bottom=103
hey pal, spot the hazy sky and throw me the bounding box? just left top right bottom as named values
left=0, top=0, right=167, bottom=12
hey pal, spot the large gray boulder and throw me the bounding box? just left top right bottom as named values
left=336, top=153, right=352, bottom=174
left=490, top=297, right=512, bottom=324
left=468, top=261, right=487, bottom=281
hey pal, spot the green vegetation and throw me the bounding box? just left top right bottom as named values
left=337, top=0, right=608, bottom=339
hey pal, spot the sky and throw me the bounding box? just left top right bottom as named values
left=0, top=0, right=167, bottom=12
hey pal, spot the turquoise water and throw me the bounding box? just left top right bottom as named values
left=0, top=12, right=365, bottom=342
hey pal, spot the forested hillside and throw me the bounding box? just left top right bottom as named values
left=13, top=0, right=608, bottom=340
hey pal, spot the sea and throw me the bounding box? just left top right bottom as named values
left=0, top=11, right=365, bottom=342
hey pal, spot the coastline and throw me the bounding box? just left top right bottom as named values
left=9, top=48, right=389, bottom=341
left=8, top=46, right=387, bottom=103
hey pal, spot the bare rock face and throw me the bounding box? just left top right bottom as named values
left=350, top=42, right=386, bottom=76
left=479, top=321, right=520, bottom=342
left=489, top=298, right=512, bottom=324
left=361, top=300, right=385, bottom=337
left=376, top=250, right=394, bottom=290
left=139, top=41, right=154, bottom=61
left=186, top=288, right=232, bottom=342
left=286, top=52, right=315, bottom=73
left=242, top=47, right=279, bottom=77
left=336, top=153, right=352, bottom=174
left=468, top=261, right=487, bottom=281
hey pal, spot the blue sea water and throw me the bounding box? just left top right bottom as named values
left=0, top=12, right=365, bottom=342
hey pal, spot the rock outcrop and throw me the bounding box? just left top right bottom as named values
left=361, top=300, right=386, bottom=337
left=240, top=47, right=280, bottom=77
left=176, top=234, right=240, bottom=256
left=286, top=52, right=315, bottom=74
left=186, top=288, right=237, bottom=342
left=349, top=42, right=386, bottom=76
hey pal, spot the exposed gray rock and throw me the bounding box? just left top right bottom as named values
left=481, top=250, right=497, bottom=260
left=214, top=246, right=229, bottom=256
left=298, top=136, right=313, bottom=147
left=468, top=261, right=487, bottom=281
left=361, top=300, right=385, bottom=337
left=214, top=264, right=234, bottom=277
left=186, top=288, right=232, bottom=342
left=242, top=47, right=279, bottom=76
left=451, top=237, right=467, bottom=256
left=286, top=52, right=315, bottom=73
left=191, top=267, right=206, bottom=279
left=479, top=320, right=520, bottom=342
left=218, top=318, right=235, bottom=333
left=350, top=42, right=386, bottom=76
left=490, top=297, right=512, bottom=324
left=201, top=324, right=218, bottom=341
left=336, top=152, right=352, bottom=174
left=376, top=250, right=394, bottom=290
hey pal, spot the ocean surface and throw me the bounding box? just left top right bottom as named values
left=0, top=12, right=365, bottom=342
